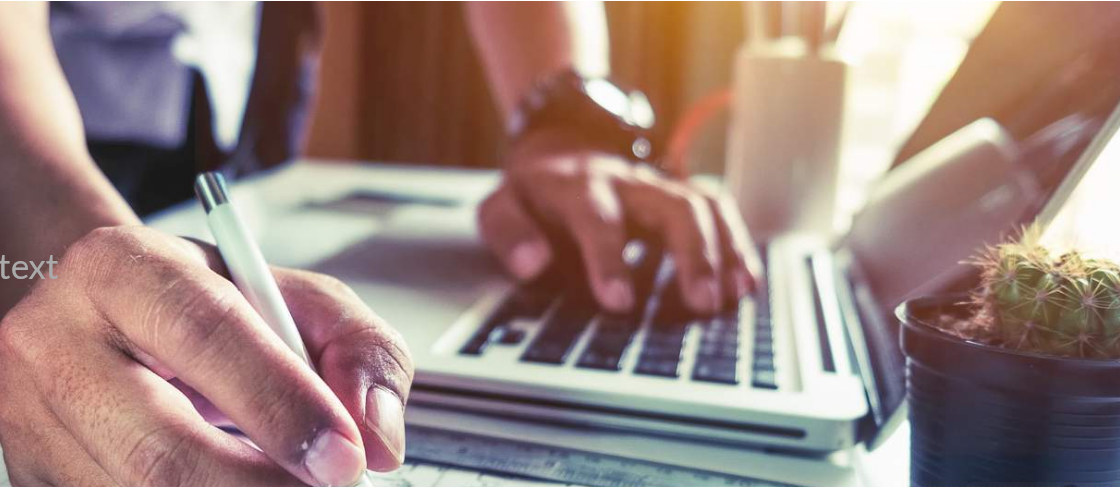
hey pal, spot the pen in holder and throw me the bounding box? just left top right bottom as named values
left=724, top=38, right=847, bottom=240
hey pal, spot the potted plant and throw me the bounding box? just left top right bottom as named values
left=898, top=228, right=1120, bottom=486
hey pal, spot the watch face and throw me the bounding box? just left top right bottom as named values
left=628, top=91, right=656, bottom=129
left=584, top=78, right=655, bottom=129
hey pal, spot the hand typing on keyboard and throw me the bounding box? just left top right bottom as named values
left=463, top=244, right=779, bottom=389
left=478, top=129, right=764, bottom=316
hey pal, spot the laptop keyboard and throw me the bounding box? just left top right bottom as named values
left=460, top=243, right=778, bottom=389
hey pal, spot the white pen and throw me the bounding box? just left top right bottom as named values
left=194, top=172, right=313, bottom=367
left=195, top=173, right=376, bottom=487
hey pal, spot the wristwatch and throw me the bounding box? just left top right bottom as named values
left=506, top=68, right=656, bottom=162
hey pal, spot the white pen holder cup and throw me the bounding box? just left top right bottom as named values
left=725, top=40, right=847, bottom=240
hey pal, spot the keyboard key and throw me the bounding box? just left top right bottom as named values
left=521, top=295, right=595, bottom=365
left=596, top=328, right=634, bottom=347
left=753, top=354, right=775, bottom=371
left=459, top=335, right=490, bottom=356
left=635, top=358, right=680, bottom=378
left=635, top=330, right=686, bottom=376
left=577, top=349, right=622, bottom=370
left=698, top=340, right=739, bottom=358
left=521, top=343, right=569, bottom=364
left=693, top=357, right=739, bottom=384
left=645, top=330, right=686, bottom=345
left=703, top=328, right=737, bottom=342
left=491, top=327, right=526, bottom=345
left=576, top=245, right=666, bottom=372
left=459, top=319, right=503, bottom=356
left=460, top=280, right=559, bottom=356
left=752, top=370, right=778, bottom=389
left=755, top=324, right=772, bottom=338
left=640, top=343, right=681, bottom=359
left=694, top=315, right=741, bottom=384
left=749, top=256, right=779, bottom=389
left=577, top=321, right=634, bottom=371
left=635, top=336, right=685, bottom=376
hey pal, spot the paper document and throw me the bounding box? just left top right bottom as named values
left=367, top=461, right=583, bottom=487
left=0, top=448, right=580, bottom=487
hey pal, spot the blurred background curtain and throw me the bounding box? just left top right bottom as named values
left=305, top=2, right=744, bottom=170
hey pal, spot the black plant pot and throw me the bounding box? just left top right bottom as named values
left=898, top=295, right=1120, bottom=487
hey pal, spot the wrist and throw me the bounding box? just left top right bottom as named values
left=503, top=68, right=655, bottom=165
left=506, top=126, right=601, bottom=163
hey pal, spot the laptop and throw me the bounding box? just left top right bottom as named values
left=142, top=2, right=1120, bottom=457
left=286, top=100, right=1116, bottom=457
left=306, top=3, right=1115, bottom=453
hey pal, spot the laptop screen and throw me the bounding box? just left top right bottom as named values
left=843, top=2, right=1120, bottom=448
left=1041, top=117, right=1120, bottom=257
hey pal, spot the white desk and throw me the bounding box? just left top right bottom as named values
left=0, top=160, right=909, bottom=487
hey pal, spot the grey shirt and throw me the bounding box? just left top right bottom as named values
left=50, top=1, right=259, bottom=151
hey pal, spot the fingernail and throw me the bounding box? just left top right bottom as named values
left=688, top=277, right=721, bottom=313
left=305, top=429, right=366, bottom=487
left=603, top=279, right=634, bottom=312
left=365, top=386, right=406, bottom=470
left=511, top=241, right=549, bottom=279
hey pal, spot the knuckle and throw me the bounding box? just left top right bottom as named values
left=379, top=324, right=413, bottom=373
left=286, top=271, right=363, bottom=319
left=302, top=271, right=352, bottom=297
left=660, top=185, right=711, bottom=229
left=368, top=325, right=415, bottom=393
left=124, top=427, right=202, bottom=487
left=284, top=268, right=353, bottom=298
left=62, top=226, right=148, bottom=282
left=331, top=324, right=415, bottom=400
left=66, top=226, right=131, bottom=262
left=371, top=315, right=416, bottom=373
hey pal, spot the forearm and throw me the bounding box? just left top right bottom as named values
left=465, top=1, right=609, bottom=121
left=0, top=2, right=138, bottom=313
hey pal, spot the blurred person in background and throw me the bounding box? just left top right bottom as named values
left=0, top=2, right=759, bottom=487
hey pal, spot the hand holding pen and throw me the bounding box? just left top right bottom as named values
left=0, top=175, right=411, bottom=487
left=197, top=172, right=408, bottom=486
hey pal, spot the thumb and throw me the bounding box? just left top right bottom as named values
left=478, top=183, right=553, bottom=281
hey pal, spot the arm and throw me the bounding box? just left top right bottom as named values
left=0, top=2, right=138, bottom=314
left=465, top=1, right=609, bottom=120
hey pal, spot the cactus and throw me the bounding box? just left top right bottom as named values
left=971, top=229, right=1120, bottom=359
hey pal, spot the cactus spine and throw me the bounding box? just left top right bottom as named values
left=974, top=230, right=1120, bottom=359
